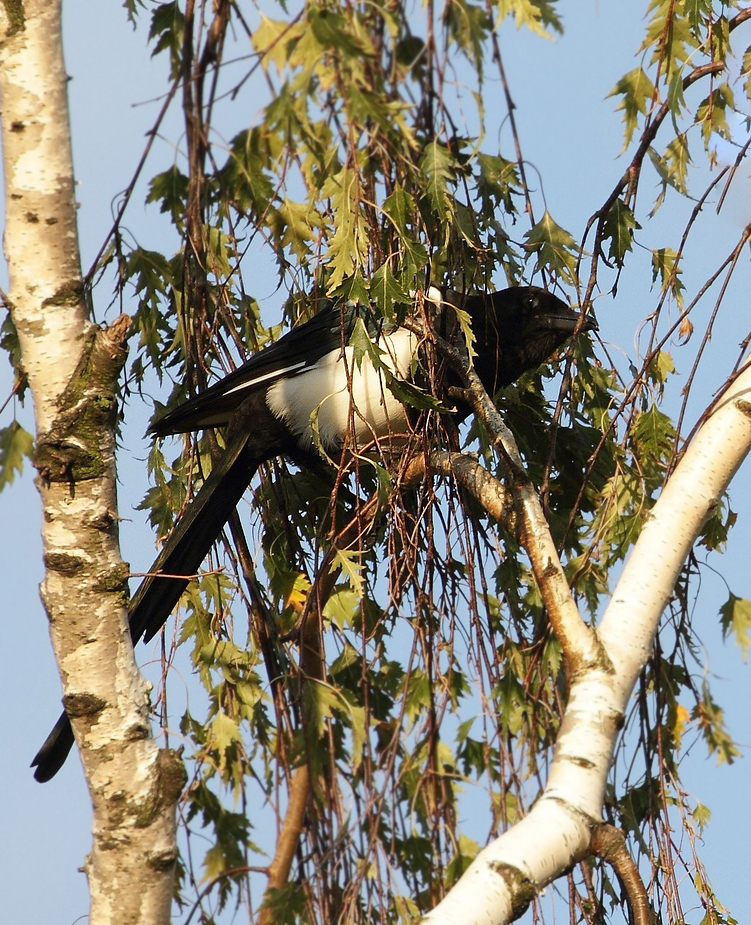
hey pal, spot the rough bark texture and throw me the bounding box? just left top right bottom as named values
left=0, top=3, right=184, bottom=923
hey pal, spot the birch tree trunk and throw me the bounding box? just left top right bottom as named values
left=0, top=3, right=184, bottom=922
left=424, top=360, right=751, bottom=925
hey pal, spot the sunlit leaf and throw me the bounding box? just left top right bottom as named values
left=0, top=421, right=33, bottom=490
left=719, top=594, right=751, bottom=660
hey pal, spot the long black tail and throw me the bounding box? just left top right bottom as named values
left=31, top=434, right=259, bottom=782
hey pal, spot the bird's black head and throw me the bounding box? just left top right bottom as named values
left=456, top=285, right=597, bottom=396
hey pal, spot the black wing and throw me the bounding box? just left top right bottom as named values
left=152, top=307, right=357, bottom=436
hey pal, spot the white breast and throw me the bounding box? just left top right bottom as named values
left=265, top=328, right=418, bottom=450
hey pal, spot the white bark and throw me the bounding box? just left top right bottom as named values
left=0, top=3, right=183, bottom=923
left=598, top=368, right=751, bottom=697
left=425, top=361, right=751, bottom=925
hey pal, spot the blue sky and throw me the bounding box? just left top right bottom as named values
left=2, top=2, right=750, bottom=923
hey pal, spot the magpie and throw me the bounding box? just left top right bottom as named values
left=31, top=285, right=597, bottom=781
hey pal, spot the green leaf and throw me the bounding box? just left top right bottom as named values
left=348, top=316, right=384, bottom=371
left=148, top=1, right=185, bottom=77
left=122, top=0, right=145, bottom=25
left=404, top=670, right=431, bottom=722
left=385, top=376, right=444, bottom=412
left=651, top=133, right=691, bottom=198
left=382, top=187, right=414, bottom=236
left=145, top=167, right=188, bottom=223
left=693, top=680, right=741, bottom=764
left=602, top=198, right=640, bottom=266
left=645, top=350, right=676, bottom=387
left=252, top=16, right=303, bottom=72
left=301, top=681, right=365, bottom=756
left=277, top=199, right=321, bottom=260
left=451, top=303, right=477, bottom=364
left=699, top=496, right=736, bottom=552
left=0, top=422, right=33, bottom=490
left=321, top=164, right=367, bottom=291
left=331, top=546, right=365, bottom=597
left=742, top=45, right=751, bottom=106
left=666, top=67, right=687, bottom=118
left=719, top=594, right=751, bottom=660
left=523, top=210, right=578, bottom=284
left=495, top=673, right=527, bottom=736
left=639, top=2, right=692, bottom=73
left=696, top=84, right=735, bottom=148
left=692, top=800, right=711, bottom=836
left=381, top=189, right=428, bottom=281
left=210, top=712, right=242, bottom=754
left=323, top=587, right=360, bottom=629
left=342, top=693, right=367, bottom=769
left=443, top=0, right=491, bottom=70
left=477, top=152, right=521, bottom=214
left=347, top=84, right=415, bottom=145
left=631, top=405, right=675, bottom=479
left=609, top=67, right=656, bottom=147
left=260, top=884, right=308, bottom=925
left=419, top=141, right=455, bottom=222
left=0, top=314, right=25, bottom=398
left=371, top=263, right=411, bottom=319
left=203, top=226, right=233, bottom=280
left=309, top=6, right=373, bottom=59
left=332, top=268, right=370, bottom=306
left=446, top=833, right=481, bottom=884
left=684, top=0, right=713, bottom=37
left=651, top=248, right=685, bottom=306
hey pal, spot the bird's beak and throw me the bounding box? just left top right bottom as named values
left=580, top=313, right=598, bottom=333
left=542, top=311, right=598, bottom=334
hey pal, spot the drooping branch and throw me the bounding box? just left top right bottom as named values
left=438, top=336, right=598, bottom=670
left=590, top=824, right=652, bottom=925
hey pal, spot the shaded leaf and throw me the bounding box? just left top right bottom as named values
left=602, top=198, right=640, bottom=266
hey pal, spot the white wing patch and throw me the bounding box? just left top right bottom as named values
left=223, top=359, right=309, bottom=396
left=265, top=328, right=418, bottom=449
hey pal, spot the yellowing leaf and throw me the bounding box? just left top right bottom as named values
left=678, top=316, right=694, bottom=343
left=672, top=703, right=690, bottom=750
left=208, top=713, right=242, bottom=772
left=496, top=0, right=562, bottom=38
left=252, top=16, right=302, bottom=72
left=285, top=572, right=312, bottom=612
left=278, top=199, right=322, bottom=259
